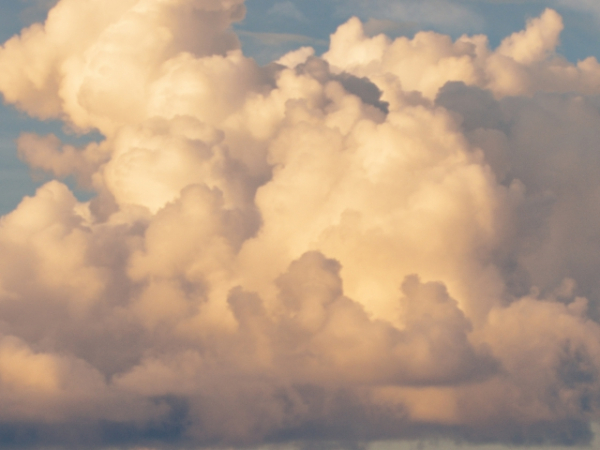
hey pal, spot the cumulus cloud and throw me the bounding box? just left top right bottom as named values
left=1, top=1, right=600, bottom=448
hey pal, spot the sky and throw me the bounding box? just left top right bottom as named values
left=4, top=0, right=600, bottom=449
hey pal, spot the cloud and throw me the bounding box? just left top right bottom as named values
left=1, top=1, right=600, bottom=448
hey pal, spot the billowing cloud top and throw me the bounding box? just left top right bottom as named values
left=1, top=0, right=600, bottom=448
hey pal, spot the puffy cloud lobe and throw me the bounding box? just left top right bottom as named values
left=1, top=0, right=600, bottom=447
left=324, top=9, right=600, bottom=100
left=436, top=82, right=600, bottom=319
left=0, top=0, right=246, bottom=132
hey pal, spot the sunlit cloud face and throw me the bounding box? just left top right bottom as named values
left=1, top=0, right=600, bottom=448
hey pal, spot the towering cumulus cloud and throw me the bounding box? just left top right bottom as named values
left=1, top=1, right=600, bottom=448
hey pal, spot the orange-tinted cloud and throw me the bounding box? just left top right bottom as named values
left=0, top=1, right=599, bottom=448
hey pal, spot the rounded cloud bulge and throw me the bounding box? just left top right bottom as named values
left=1, top=0, right=600, bottom=448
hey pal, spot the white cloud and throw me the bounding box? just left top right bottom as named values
left=1, top=1, right=600, bottom=448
